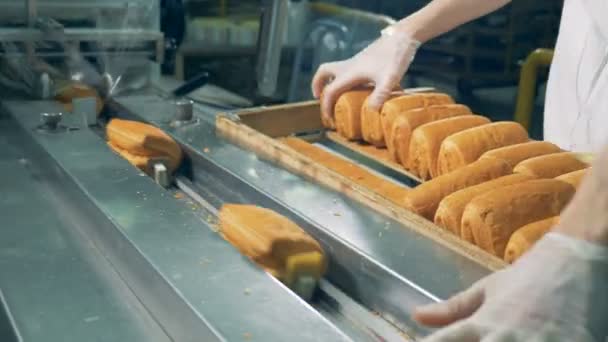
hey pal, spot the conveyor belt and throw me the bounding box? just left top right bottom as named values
left=111, top=90, right=494, bottom=340
left=0, top=114, right=170, bottom=342
left=175, top=175, right=416, bottom=341
left=2, top=101, right=352, bottom=342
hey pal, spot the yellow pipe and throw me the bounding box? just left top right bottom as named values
left=514, top=48, right=554, bottom=130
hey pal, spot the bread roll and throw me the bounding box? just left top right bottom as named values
left=106, top=119, right=182, bottom=172
left=281, top=137, right=409, bottom=204
left=434, top=173, right=535, bottom=237
left=402, top=158, right=512, bottom=220
left=479, top=141, right=562, bottom=168
left=514, top=152, right=588, bottom=178
left=319, top=90, right=336, bottom=129
left=361, top=93, right=403, bottom=146
left=408, top=115, right=491, bottom=180
left=555, top=168, right=589, bottom=189
left=334, top=90, right=372, bottom=140
left=463, top=179, right=575, bottom=256
left=436, top=122, right=529, bottom=176
left=107, top=141, right=150, bottom=170
left=504, top=216, right=559, bottom=263
left=219, top=204, right=325, bottom=284
left=389, top=104, right=472, bottom=164
left=381, top=93, right=453, bottom=152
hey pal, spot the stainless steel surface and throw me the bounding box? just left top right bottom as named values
left=174, top=98, right=194, bottom=122
left=113, top=92, right=493, bottom=338
left=3, top=100, right=352, bottom=342
left=0, top=112, right=170, bottom=342
left=72, top=97, right=97, bottom=127
left=256, top=0, right=288, bottom=97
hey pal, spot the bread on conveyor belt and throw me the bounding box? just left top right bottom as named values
left=479, top=141, right=563, bottom=169
left=408, top=115, right=491, bottom=180
left=55, top=82, right=104, bottom=115
left=555, top=168, right=589, bottom=189
left=462, top=179, right=575, bottom=256
left=106, top=119, right=182, bottom=172
left=219, top=204, right=326, bottom=288
left=280, top=137, right=409, bottom=204
left=514, top=152, right=589, bottom=178
left=504, top=216, right=559, bottom=263
left=402, top=158, right=512, bottom=220
left=435, top=173, right=535, bottom=238
left=389, top=104, right=472, bottom=164
left=436, top=122, right=529, bottom=176
left=334, top=89, right=372, bottom=140
left=380, top=93, right=454, bottom=152
left=107, top=141, right=150, bottom=170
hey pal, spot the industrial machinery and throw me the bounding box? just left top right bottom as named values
left=0, top=1, right=493, bottom=341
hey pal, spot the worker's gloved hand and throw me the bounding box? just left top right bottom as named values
left=414, top=232, right=608, bottom=342
left=312, top=28, right=420, bottom=123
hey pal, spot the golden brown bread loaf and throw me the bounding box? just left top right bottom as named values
left=106, top=119, right=183, bottom=172
left=380, top=93, right=454, bottom=152
left=319, top=91, right=336, bottom=129
left=219, top=204, right=325, bottom=281
left=401, top=158, right=512, bottom=220
left=408, top=115, right=491, bottom=180
left=436, top=122, right=529, bottom=176
left=334, top=90, right=372, bottom=140
left=479, top=141, right=562, bottom=169
left=504, top=216, right=559, bottom=263
left=361, top=93, right=403, bottom=146
left=55, top=82, right=104, bottom=115
left=389, top=104, right=472, bottom=164
left=514, top=152, right=589, bottom=178
left=555, top=168, right=589, bottom=189
left=463, top=179, right=575, bottom=256
left=434, top=173, right=535, bottom=238
left=281, top=137, right=409, bottom=204
left=107, top=141, right=150, bottom=170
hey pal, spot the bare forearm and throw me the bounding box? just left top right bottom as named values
left=394, top=0, right=511, bottom=43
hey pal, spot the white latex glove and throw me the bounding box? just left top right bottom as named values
left=414, top=232, right=608, bottom=342
left=312, top=27, right=420, bottom=124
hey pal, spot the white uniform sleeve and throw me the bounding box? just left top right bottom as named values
left=582, top=0, right=608, bottom=40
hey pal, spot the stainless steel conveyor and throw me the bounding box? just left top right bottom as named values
left=0, top=78, right=492, bottom=341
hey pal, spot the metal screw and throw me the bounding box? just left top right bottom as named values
left=174, top=98, right=194, bottom=122
left=40, top=112, right=62, bottom=130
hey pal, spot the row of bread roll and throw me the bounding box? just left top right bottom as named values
left=390, top=104, right=473, bottom=164
left=501, top=169, right=589, bottom=262
left=407, top=115, right=490, bottom=180
left=433, top=164, right=589, bottom=261
left=322, top=90, right=456, bottom=145
left=461, top=179, right=575, bottom=257
left=435, top=122, right=530, bottom=176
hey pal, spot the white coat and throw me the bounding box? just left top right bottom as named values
left=544, top=0, right=608, bottom=153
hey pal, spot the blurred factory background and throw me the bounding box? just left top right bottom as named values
left=171, top=0, right=562, bottom=138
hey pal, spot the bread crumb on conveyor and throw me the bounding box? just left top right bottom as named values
left=244, top=288, right=251, bottom=295
left=203, top=147, right=210, bottom=153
